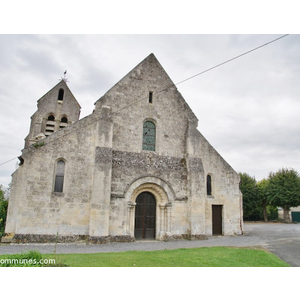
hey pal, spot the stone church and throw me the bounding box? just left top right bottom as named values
left=3, top=53, right=243, bottom=243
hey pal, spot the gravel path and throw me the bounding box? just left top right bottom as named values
left=1, top=223, right=299, bottom=266
left=0, top=235, right=262, bottom=255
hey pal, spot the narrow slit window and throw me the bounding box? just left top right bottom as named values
left=58, top=88, right=64, bottom=100
left=149, top=92, right=153, bottom=103
left=54, top=160, right=65, bottom=193
left=207, top=174, right=212, bottom=196
left=143, top=121, right=156, bottom=151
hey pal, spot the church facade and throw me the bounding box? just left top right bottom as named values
left=3, top=54, right=243, bottom=243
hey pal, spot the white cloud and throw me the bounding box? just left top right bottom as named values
left=0, top=34, right=299, bottom=187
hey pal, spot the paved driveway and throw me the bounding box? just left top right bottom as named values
left=0, top=223, right=299, bottom=266
left=244, top=222, right=300, bottom=267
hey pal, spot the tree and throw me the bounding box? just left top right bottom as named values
left=257, top=179, right=270, bottom=222
left=239, top=173, right=261, bottom=220
left=267, top=168, right=300, bottom=223
left=0, top=185, right=9, bottom=238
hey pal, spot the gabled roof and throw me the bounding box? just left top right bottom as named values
left=37, top=79, right=81, bottom=109
left=95, top=53, right=198, bottom=122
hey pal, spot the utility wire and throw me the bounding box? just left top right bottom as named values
left=0, top=34, right=289, bottom=167
left=174, top=34, right=289, bottom=86
left=111, top=34, right=289, bottom=116
left=0, top=157, right=18, bottom=166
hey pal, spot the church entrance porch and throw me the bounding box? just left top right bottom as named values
left=125, top=178, right=174, bottom=240
left=134, top=192, right=156, bottom=239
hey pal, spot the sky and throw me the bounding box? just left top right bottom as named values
left=1, top=33, right=299, bottom=187
left=0, top=1, right=299, bottom=189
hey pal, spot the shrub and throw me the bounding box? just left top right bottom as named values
left=0, top=199, right=8, bottom=238
left=0, top=250, right=44, bottom=267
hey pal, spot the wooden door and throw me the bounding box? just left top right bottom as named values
left=134, top=192, right=156, bottom=239
left=212, top=205, right=223, bottom=235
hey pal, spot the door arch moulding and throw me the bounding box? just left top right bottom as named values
left=124, top=177, right=174, bottom=240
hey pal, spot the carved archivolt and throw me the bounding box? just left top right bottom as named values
left=130, top=183, right=169, bottom=206
left=124, top=176, right=175, bottom=205
left=125, top=177, right=173, bottom=240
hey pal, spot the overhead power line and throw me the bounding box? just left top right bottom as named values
left=0, top=34, right=289, bottom=168
left=112, top=34, right=289, bottom=115
left=0, top=157, right=18, bottom=167
left=174, top=34, right=289, bottom=86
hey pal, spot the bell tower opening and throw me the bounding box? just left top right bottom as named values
left=58, top=88, right=64, bottom=100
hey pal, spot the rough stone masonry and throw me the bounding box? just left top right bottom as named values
left=3, top=53, right=243, bottom=244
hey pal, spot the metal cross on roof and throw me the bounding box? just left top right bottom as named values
left=59, top=70, right=69, bottom=83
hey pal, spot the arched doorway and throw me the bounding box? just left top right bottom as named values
left=134, top=192, right=156, bottom=239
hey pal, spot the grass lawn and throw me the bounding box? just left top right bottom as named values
left=0, top=247, right=290, bottom=267
left=46, top=247, right=289, bottom=267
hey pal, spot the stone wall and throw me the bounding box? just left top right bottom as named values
left=95, top=53, right=198, bottom=157
left=6, top=114, right=99, bottom=236
left=186, top=123, right=243, bottom=235
left=4, top=53, right=243, bottom=243
left=25, top=80, right=81, bottom=148
left=111, top=150, right=188, bottom=200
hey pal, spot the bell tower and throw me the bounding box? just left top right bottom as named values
left=24, top=79, right=81, bottom=148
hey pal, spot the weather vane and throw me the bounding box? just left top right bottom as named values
left=59, top=70, right=69, bottom=83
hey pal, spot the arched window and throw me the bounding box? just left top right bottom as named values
left=143, top=121, right=156, bottom=151
left=54, top=160, right=65, bottom=193
left=207, top=174, right=212, bottom=196
left=60, top=116, right=68, bottom=129
left=45, top=114, right=55, bottom=135
left=58, top=88, right=64, bottom=100
left=61, top=117, right=68, bottom=123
